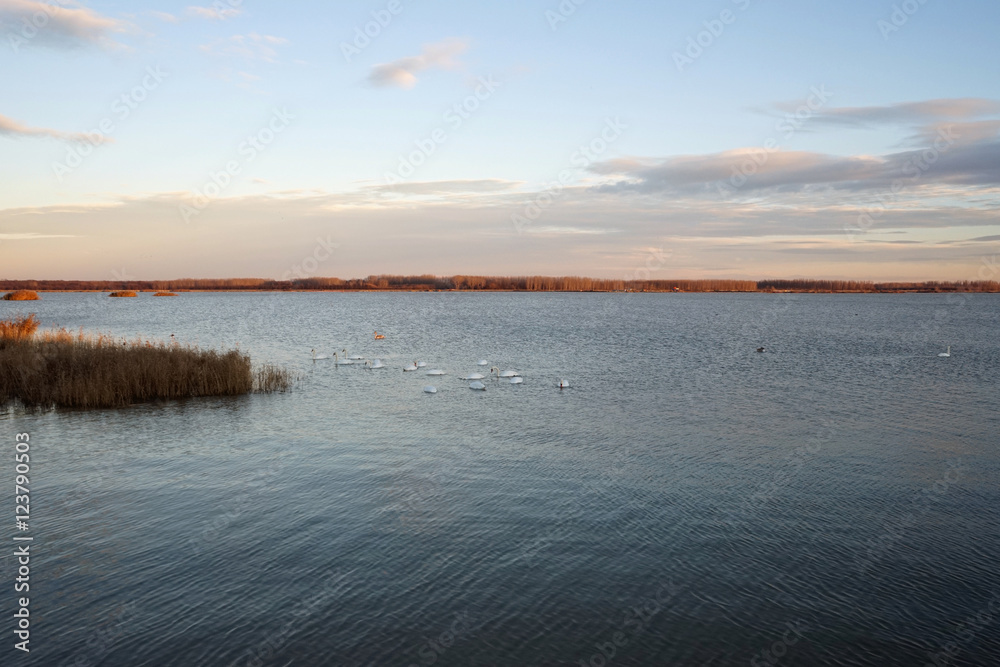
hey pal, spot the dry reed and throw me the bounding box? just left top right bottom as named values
left=0, top=315, right=293, bottom=409
left=153, top=291, right=178, bottom=297
left=2, top=290, right=39, bottom=301
left=108, top=290, right=138, bottom=298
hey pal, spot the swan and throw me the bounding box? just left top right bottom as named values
left=510, top=377, right=523, bottom=384
left=311, top=349, right=330, bottom=360
left=469, top=381, right=486, bottom=391
left=460, top=373, right=485, bottom=380
left=369, top=358, right=385, bottom=369
left=477, top=360, right=489, bottom=366
left=403, top=362, right=418, bottom=372
left=938, top=346, right=951, bottom=357
left=423, top=386, right=437, bottom=394
left=342, top=349, right=365, bottom=361
left=416, top=361, right=427, bottom=368
left=426, top=369, right=446, bottom=376
left=374, top=331, right=385, bottom=340
left=490, top=367, right=519, bottom=378
left=333, top=352, right=354, bottom=365
left=558, top=379, right=570, bottom=389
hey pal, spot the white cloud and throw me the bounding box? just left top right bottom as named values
left=368, top=38, right=468, bottom=89
left=200, top=32, right=289, bottom=63
left=0, top=113, right=114, bottom=144
left=0, top=0, right=130, bottom=50
left=186, top=5, right=241, bottom=21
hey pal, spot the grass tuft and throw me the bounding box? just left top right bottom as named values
left=2, top=290, right=40, bottom=301
left=0, top=316, right=294, bottom=409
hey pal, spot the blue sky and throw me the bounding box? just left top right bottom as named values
left=1, top=0, right=999, bottom=281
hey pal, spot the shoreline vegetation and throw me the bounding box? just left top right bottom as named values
left=0, top=276, right=998, bottom=293
left=0, top=314, right=293, bottom=410
left=2, top=290, right=40, bottom=300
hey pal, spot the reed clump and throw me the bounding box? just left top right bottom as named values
left=2, top=290, right=40, bottom=301
left=0, top=315, right=293, bottom=409
left=108, top=290, right=138, bottom=298
left=153, top=291, right=178, bottom=297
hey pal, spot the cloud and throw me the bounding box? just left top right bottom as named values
left=591, top=137, right=1000, bottom=196
left=798, top=98, right=1000, bottom=128
left=200, top=33, right=288, bottom=63
left=150, top=10, right=178, bottom=24
left=368, top=38, right=468, bottom=89
left=0, top=0, right=130, bottom=50
left=186, top=5, right=241, bottom=20
left=370, top=179, right=521, bottom=195
left=0, top=113, right=114, bottom=144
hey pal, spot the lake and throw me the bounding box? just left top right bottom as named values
left=3, top=292, right=999, bottom=666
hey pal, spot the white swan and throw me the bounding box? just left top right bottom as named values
left=423, top=386, right=437, bottom=394
left=938, top=346, right=951, bottom=357
left=416, top=361, right=427, bottom=368
left=510, top=377, right=523, bottom=384
left=469, top=381, right=486, bottom=391
left=333, top=352, right=354, bottom=365
left=461, top=373, right=485, bottom=380
left=477, top=360, right=489, bottom=366
left=490, top=366, right=520, bottom=378
left=369, top=358, right=385, bottom=369
left=426, top=369, right=446, bottom=376
left=311, top=349, right=330, bottom=360
left=558, top=379, right=570, bottom=389
left=403, top=362, right=418, bottom=372
left=342, top=349, right=365, bottom=361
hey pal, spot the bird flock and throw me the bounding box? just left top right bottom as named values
left=311, top=347, right=570, bottom=392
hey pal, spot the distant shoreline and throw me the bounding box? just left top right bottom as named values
left=3, top=275, right=999, bottom=294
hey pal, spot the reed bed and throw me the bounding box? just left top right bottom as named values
left=0, top=315, right=293, bottom=409
left=153, top=291, right=178, bottom=297
left=108, top=290, right=138, bottom=298
left=2, top=290, right=39, bottom=301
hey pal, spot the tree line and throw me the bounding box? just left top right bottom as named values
left=2, top=276, right=998, bottom=293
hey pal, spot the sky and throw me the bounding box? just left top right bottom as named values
left=1, top=0, right=999, bottom=282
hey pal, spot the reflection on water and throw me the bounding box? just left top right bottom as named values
left=4, top=292, right=999, bottom=665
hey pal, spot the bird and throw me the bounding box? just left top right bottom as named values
left=403, top=362, right=418, bottom=372
left=490, top=366, right=519, bottom=378
left=374, top=331, right=385, bottom=340
left=938, top=346, right=951, bottom=357
left=416, top=361, right=427, bottom=368
left=461, top=373, right=485, bottom=380
left=510, top=377, right=523, bottom=384
left=311, top=349, right=330, bottom=360
left=469, top=381, right=486, bottom=391
left=368, top=358, right=385, bottom=369
left=476, top=360, right=489, bottom=366
left=756, top=347, right=765, bottom=353
left=558, top=379, right=570, bottom=389
left=332, top=352, right=354, bottom=365
left=426, top=369, right=446, bottom=376
left=423, top=386, right=437, bottom=394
